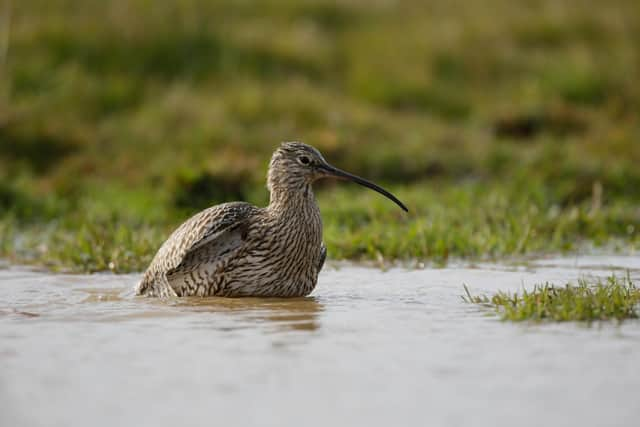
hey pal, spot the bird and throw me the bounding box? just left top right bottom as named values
left=135, top=142, right=408, bottom=298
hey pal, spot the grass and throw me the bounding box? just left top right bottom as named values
left=462, top=274, right=640, bottom=322
left=1, top=0, right=639, bottom=272
left=0, top=179, right=638, bottom=273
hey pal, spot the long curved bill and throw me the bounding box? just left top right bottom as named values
left=319, top=164, right=409, bottom=212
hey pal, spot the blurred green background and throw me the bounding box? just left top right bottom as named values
left=0, top=0, right=638, bottom=271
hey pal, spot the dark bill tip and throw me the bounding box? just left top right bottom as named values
left=319, top=164, right=409, bottom=212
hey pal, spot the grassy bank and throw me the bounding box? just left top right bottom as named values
left=1, top=0, right=639, bottom=272
left=1, top=180, right=638, bottom=273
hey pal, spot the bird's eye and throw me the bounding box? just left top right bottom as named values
left=298, top=155, right=311, bottom=165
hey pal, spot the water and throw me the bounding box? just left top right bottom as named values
left=1, top=255, right=640, bottom=427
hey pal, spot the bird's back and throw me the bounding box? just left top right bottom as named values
left=135, top=202, right=258, bottom=297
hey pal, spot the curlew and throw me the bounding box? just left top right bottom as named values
left=136, top=142, right=407, bottom=298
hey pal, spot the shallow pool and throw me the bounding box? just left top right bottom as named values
left=1, top=255, right=639, bottom=427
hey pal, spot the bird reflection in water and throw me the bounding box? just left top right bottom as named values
left=168, top=296, right=323, bottom=332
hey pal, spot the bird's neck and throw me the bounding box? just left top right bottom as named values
left=267, top=183, right=324, bottom=280
left=267, top=183, right=319, bottom=219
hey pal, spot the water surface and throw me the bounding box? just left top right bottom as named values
left=1, top=255, right=639, bottom=427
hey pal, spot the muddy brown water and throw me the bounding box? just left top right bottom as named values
left=1, top=255, right=640, bottom=427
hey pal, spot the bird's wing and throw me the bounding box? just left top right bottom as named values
left=137, top=202, right=256, bottom=295
left=167, top=216, right=250, bottom=276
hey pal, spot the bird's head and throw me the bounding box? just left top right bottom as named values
left=267, top=141, right=408, bottom=212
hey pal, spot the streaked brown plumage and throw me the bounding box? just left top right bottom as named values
left=136, top=142, right=407, bottom=298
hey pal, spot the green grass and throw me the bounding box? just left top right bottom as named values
left=1, top=0, right=639, bottom=272
left=462, top=274, right=640, bottom=322
left=1, top=180, right=638, bottom=273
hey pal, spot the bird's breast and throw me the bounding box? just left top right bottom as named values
left=222, top=208, right=322, bottom=296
